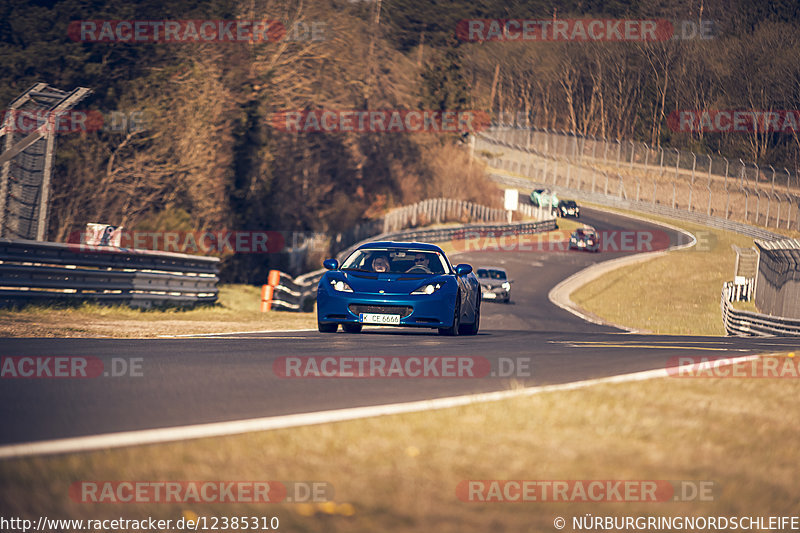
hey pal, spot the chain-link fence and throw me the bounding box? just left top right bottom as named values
left=476, top=126, right=800, bottom=232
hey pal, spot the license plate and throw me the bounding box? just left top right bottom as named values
left=482, top=292, right=497, bottom=299
left=359, top=313, right=401, bottom=325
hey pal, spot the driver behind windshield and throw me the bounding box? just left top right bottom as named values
left=407, top=253, right=432, bottom=273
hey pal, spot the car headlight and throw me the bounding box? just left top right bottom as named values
left=330, top=279, right=353, bottom=292
left=411, top=283, right=442, bottom=295
left=501, top=282, right=511, bottom=290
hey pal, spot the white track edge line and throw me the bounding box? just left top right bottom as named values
left=158, top=328, right=315, bottom=338
left=0, top=354, right=759, bottom=460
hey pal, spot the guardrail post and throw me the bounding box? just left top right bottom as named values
left=785, top=168, right=793, bottom=230
left=769, top=165, right=777, bottom=227
left=629, top=141, right=635, bottom=171
left=566, top=159, right=571, bottom=188
left=724, top=158, right=730, bottom=219
left=652, top=177, right=657, bottom=205
left=688, top=152, right=696, bottom=212
left=673, top=149, right=680, bottom=209
left=707, top=154, right=713, bottom=216
left=553, top=159, right=559, bottom=185
left=755, top=163, right=761, bottom=225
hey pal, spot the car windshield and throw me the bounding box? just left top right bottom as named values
left=477, top=269, right=506, bottom=280
left=341, top=248, right=449, bottom=275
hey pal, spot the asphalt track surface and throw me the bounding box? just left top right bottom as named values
left=2, top=208, right=799, bottom=447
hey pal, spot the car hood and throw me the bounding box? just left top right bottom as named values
left=336, top=271, right=453, bottom=294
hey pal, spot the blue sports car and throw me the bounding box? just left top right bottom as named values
left=316, top=241, right=481, bottom=335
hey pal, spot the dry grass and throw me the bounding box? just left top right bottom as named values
left=0, top=285, right=316, bottom=338
left=2, top=376, right=798, bottom=532
left=570, top=204, right=755, bottom=335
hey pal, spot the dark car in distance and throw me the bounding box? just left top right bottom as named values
left=557, top=200, right=580, bottom=218
left=569, top=228, right=600, bottom=252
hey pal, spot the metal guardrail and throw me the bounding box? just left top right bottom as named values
left=0, top=238, right=219, bottom=308
left=267, top=218, right=558, bottom=312
left=753, top=238, right=800, bottom=319
left=331, top=197, right=530, bottom=258
left=721, top=282, right=800, bottom=336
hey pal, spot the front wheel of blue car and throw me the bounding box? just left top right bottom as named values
left=342, top=323, right=362, bottom=333
left=438, top=293, right=460, bottom=336
left=318, top=322, right=338, bottom=333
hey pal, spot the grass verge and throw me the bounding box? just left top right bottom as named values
left=0, top=285, right=316, bottom=338
left=2, top=374, right=798, bottom=532
left=570, top=203, right=757, bottom=335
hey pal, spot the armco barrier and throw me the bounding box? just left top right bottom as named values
left=0, top=238, right=219, bottom=308
left=754, top=239, right=800, bottom=319
left=721, top=282, right=800, bottom=336
left=268, top=218, right=558, bottom=312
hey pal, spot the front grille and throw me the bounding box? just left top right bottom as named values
left=349, top=304, right=413, bottom=318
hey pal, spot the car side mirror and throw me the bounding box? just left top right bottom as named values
left=455, top=264, right=473, bottom=276
left=323, top=258, right=339, bottom=270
